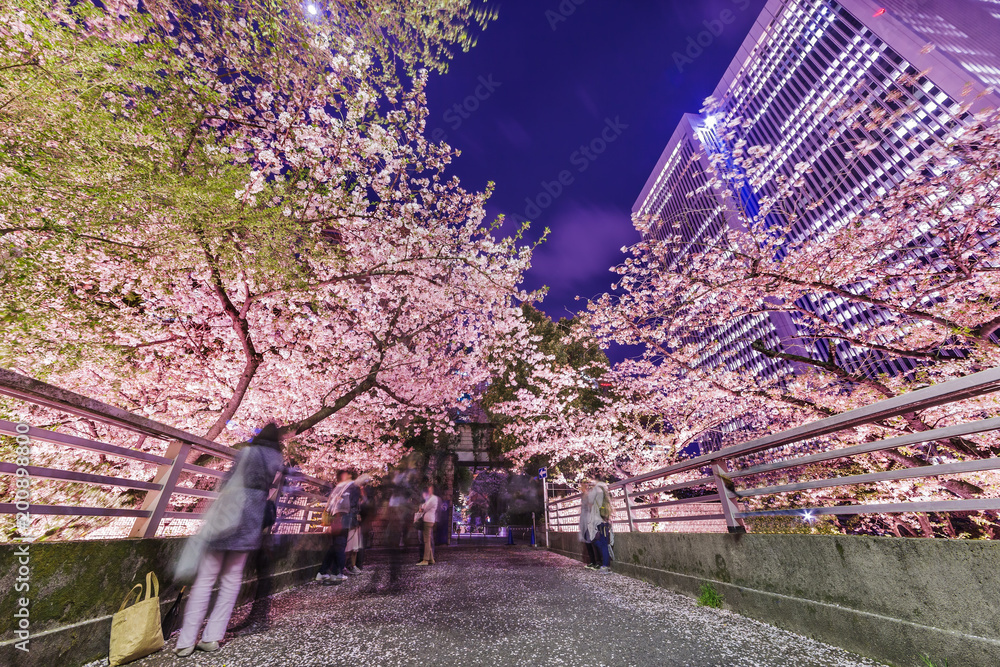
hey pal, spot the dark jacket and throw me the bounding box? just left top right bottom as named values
left=208, top=445, right=283, bottom=552
left=358, top=488, right=376, bottom=528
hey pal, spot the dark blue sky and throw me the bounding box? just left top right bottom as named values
left=425, top=0, right=766, bottom=339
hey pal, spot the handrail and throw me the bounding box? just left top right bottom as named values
left=0, top=462, right=162, bottom=491
left=0, top=421, right=174, bottom=466
left=0, top=366, right=331, bottom=539
left=730, top=416, right=1000, bottom=479
left=620, top=365, right=1000, bottom=489
left=0, top=367, right=235, bottom=458
left=546, top=366, right=1000, bottom=536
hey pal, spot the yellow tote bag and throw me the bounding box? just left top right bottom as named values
left=109, top=572, right=165, bottom=666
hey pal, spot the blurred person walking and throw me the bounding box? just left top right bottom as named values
left=414, top=484, right=440, bottom=566
left=358, top=482, right=378, bottom=572
left=344, top=473, right=371, bottom=574
left=173, top=423, right=284, bottom=657
left=386, top=465, right=418, bottom=581
left=234, top=467, right=285, bottom=633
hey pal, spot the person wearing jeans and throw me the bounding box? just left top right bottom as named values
left=592, top=521, right=612, bottom=569
left=414, top=484, right=439, bottom=566
left=319, top=526, right=349, bottom=581
left=580, top=479, right=613, bottom=573
left=317, top=470, right=360, bottom=583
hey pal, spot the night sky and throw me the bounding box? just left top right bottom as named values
left=425, top=0, right=768, bottom=358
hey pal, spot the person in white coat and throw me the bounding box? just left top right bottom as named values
left=577, top=480, right=599, bottom=568
left=580, top=480, right=613, bottom=572
left=414, top=484, right=440, bottom=566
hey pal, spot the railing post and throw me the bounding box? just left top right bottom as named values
left=542, top=479, right=550, bottom=548
left=303, top=507, right=314, bottom=533
left=712, top=460, right=747, bottom=533
left=129, top=441, right=191, bottom=538
left=268, top=468, right=285, bottom=533
left=622, top=483, right=636, bottom=532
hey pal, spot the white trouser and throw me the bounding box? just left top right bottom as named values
left=177, top=549, right=249, bottom=648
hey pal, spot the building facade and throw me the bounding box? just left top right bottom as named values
left=634, top=0, right=1000, bottom=387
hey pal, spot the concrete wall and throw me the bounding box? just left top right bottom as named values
left=548, top=530, right=1000, bottom=667
left=0, top=533, right=327, bottom=667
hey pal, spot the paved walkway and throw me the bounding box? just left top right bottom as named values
left=91, top=547, right=883, bottom=667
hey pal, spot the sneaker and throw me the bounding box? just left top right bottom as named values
left=416, top=560, right=430, bottom=566
left=196, top=641, right=220, bottom=652
left=597, top=567, right=612, bottom=574
left=174, top=646, right=195, bottom=657
left=349, top=566, right=363, bottom=575
left=585, top=563, right=598, bottom=570
left=342, top=568, right=356, bottom=576
left=315, top=572, right=327, bottom=582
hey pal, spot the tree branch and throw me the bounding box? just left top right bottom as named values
left=198, top=243, right=263, bottom=441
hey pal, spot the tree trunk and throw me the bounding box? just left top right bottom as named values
left=916, top=513, right=935, bottom=538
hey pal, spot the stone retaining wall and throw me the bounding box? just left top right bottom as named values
left=0, top=533, right=327, bottom=666
left=548, top=530, right=1000, bottom=667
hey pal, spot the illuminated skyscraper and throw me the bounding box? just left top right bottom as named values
left=634, top=0, right=1000, bottom=381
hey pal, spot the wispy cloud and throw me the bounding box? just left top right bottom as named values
left=526, top=201, right=636, bottom=302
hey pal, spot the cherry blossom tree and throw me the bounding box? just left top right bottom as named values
left=480, top=305, right=759, bottom=486
left=581, top=86, right=1000, bottom=537
left=478, top=306, right=621, bottom=477
left=0, top=0, right=536, bottom=534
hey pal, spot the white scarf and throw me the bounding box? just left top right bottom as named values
left=326, top=480, right=354, bottom=514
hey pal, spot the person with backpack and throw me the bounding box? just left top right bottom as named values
left=581, top=479, right=614, bottom=573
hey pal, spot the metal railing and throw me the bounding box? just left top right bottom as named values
left=450, top=525, right=534, bottom=546
left=545, top=366, right=1000, bottom=536
left=0, top=367, right=331, bottom=539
